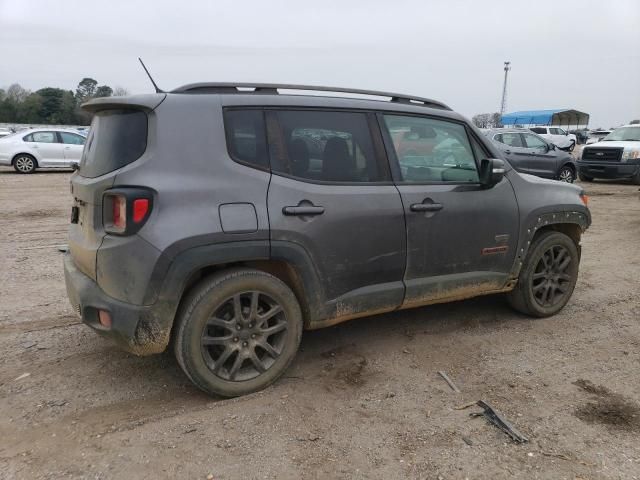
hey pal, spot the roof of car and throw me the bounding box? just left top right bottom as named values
left=486, top=128, right=535, bottom=134
left=171, top=82, right=451, bottom=111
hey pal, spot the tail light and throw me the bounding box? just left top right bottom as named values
left=103, top=188, right=153, bottom=235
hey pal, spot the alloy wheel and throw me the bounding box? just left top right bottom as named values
left=558, top=168, right=574, bottom=183
left=201, top=291, right=288, bottom=381
left=15, top=156, right=34, bottom=173
left=531, top=245, right=573, bottom=307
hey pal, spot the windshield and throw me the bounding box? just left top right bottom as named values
left=602, top=126, right=640, bottom=142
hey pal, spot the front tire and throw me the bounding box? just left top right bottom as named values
left=13, top=154, right=37, bottom=174
left=557, top=166, right=575, bottom=183
left=507, top=231, right=579, bottom=317
left=173, top=268, right=303, bottom=397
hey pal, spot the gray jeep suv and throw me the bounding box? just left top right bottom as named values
left=64, top=83, right=591, bottom=397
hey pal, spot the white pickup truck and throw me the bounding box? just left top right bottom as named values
left=577, top=125, right=640, bottom=183
left=529, top=126, right=577, bottom=151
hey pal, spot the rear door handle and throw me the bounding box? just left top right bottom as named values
left=282, top=205, right=325, bottom=216
left=410, top=203, right=443, bottom=212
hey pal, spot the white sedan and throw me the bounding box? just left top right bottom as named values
left=0, top=128, right=86, bottom=173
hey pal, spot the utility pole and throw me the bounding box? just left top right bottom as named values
left=500, top=61, right=511, bottom=115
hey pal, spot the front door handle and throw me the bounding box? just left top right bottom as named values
left=410, top=203, right=443, bottom=212
left=282, top=205, right=325, bottom=216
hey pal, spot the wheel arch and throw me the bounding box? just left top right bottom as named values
left=145, top=239, right=325, bottom=351
left=512, top=209, right=589, bottom=278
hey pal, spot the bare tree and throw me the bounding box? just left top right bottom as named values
left=472, top=112, right=503, bottom=129
left=112, top=86, right=130, bottom=97
left=6, top=83, right=30, bottom=103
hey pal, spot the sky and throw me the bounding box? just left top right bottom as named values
left=0, top=0, right=638, bottom=128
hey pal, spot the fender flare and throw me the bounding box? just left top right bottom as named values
left=511, top=206, right=590, bottom=278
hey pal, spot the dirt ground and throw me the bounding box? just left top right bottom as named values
left=1, top=166, right=639, bottom=480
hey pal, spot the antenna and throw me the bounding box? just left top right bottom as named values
left=500, top=61, right=511, bottom=115
left=138, top=58, right=164, bottom=93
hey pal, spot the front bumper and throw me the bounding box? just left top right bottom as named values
left=63, top=253, right=170, bottom=355
left=577, top=161, right=639, bottom=179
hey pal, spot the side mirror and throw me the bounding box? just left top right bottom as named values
left=480, top=158, right=506, bottom=187
left=70, top=161, right=80, bottom=172
left=547, top=143, right=555, bottom=151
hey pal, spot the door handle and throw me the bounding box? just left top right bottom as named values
left=504, top=149, right=512, bottom=154
left=282, top=205, right=325, bottom=216
left=65, top=146, right=71, bottom=150
left=410, top=203, right=443, bottom=212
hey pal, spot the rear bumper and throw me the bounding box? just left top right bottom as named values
left=576, top=161, right=639, bottom=179
left=64, top=253, right=171, bottom=355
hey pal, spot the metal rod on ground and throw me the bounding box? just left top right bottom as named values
left=437, top=371, right=461, bottom=393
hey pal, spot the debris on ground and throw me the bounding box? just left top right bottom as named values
left=14, top=372, right=30, bottom=381
left=472, top=400, right=529, bottom=444
left=19, top=340, right=37, bottom=349
left=454, top=401, right=478, bottom=410
left=437, top=370, right=461, bottom=393
left=462, top=436, right=474, bottom=446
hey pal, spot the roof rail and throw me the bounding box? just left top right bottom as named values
left=170, top=83, right=451, bottom=110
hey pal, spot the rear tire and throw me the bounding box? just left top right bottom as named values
left=13, top=154, right=37, bottom=174
left=507, top=231, right=579, bottom=317
left=557, top=166, right=575, bottom=183
left=578, top=173, right=593, bottom=182
left=173, top=268, right=303, bottom=397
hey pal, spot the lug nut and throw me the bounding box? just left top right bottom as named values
left=251, top=334, right=256, bottom=339
left=233, top=337, right=238, bottom=342
left=236, top=325, right=241, bottom=330
left=242, top=341, right=248, bottom=347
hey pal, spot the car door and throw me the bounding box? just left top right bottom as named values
left=521, top=133, right=558, bottom=178
left=27, top=131, right=64, bottom=166
left=59, top=132, right=86, bottom=164
left=492, top=132, right=532, bottom=174
left=380, top=114, right=519, bottom=307
left=266, top=109, right=406, bottom=322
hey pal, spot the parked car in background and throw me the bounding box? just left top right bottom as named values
left=0, top=128, right=86, bottom=173
left=577, top=124, right=640, bottom=184
left=569, top=129, right=589, bottom=145
left=529, top=126, right=577, bottom=151
left=486, top=128, right=577, bottom=182
left=0, top=128, right=13, bottom=139
left=586, top=129, right=613, bottom=144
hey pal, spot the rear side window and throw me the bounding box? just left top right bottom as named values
left=270, top=110, right=382, bottom=183
left=224, top=109, right=269, bottom=170
left=79, top=109, right=147, bottom=178
left=530, top=127, right=546, bottom=134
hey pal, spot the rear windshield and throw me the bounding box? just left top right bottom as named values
left=79, top=109, right=148, bottom=178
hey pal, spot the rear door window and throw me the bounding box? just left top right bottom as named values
left=79, top=109, right=148, bottom=178
left=31, top=131, right=58, bottom=143
left=530, top=127, right=546, bottom=134
left=495, top=132, right=524, bottom=148
left=270, top=110, right=384, bottom=183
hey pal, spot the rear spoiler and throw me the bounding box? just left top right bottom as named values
left=81, top=93, right=166, bottom=113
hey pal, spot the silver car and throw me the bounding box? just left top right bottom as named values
left=0, top=128, right=86, bottom=173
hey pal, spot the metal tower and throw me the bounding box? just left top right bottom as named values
left=500, top=61, right=511, bottom=115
